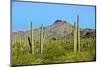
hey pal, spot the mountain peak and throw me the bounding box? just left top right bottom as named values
left=54, top=19, right=67, bottom=24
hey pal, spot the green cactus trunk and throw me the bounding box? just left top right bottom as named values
left=74, top=22, right=77, bottom=52
left=30, top=22, right=32, bottom=54
left=77, top=15, right=80, bottom=52
left=32, top=29, right=34, bottom=55
left=32, top=22, right=35, bottom=54
left=43, top=28, right=46, bottom=40
left=40, top=24, right=44, bottom=54
left=30, top=22, right=34, bottom=54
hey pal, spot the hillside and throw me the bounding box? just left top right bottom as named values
left=12, top=20, right=95, bottom=41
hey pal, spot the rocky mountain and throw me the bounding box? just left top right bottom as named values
left=80, top=28, right=96, bottom=38
left=44, top=20, right=73, bottom=39
left=12, top=20, right=95, bottom=41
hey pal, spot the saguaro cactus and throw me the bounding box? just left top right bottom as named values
left=43, top=28, right=46, bottom=40
left=73, top=15, right=80, bottom=52
left=28, top=22, right=33, bottom=54
left=77, top=15, right=80, bottom=52
left=28, top=22, right=34, bottom=54
left=40, top=24, right=44, bottom=54
left=31, top=22, right=35, bottom=54
left=74, top=22, right=77, bottom=52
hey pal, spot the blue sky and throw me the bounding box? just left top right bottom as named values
left=12, top=1, right=96, bottom=32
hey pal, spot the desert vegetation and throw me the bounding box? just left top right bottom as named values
left=12, top=15, right=96, bottom=66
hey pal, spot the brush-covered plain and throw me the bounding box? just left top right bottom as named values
left=12, top=38, right=96, bottom=65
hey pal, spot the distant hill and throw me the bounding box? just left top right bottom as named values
left=80, top=28, right=95, bottom=38
left=12, top=19, right=96, bottom=41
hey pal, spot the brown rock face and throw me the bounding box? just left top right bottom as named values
left=45, top=19, right=73, bottom=39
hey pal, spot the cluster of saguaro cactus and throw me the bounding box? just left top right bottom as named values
left=74, top=15, right=80, bottom=52
left=28, top=22, right=45, bottom=54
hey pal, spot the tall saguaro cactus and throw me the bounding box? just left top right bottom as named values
left=74, top=22, right=77, bottom=52
left=40, top=24, right=44, bottom=54
left=30, top=22, right=32, bottom=46
left=29, top=22, right=32, bottom=54
left=31, top=22, right=35, bottom=54
left=77, top=15, right=80, bottom=52
left=28, top=21, right=34, bottom=54
left=73, top=15, right=81, bottom=52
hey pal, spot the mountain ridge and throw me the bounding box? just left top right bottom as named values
left=12, top=19, right=95, bottom=41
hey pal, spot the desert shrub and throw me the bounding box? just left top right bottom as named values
left=12, top=53, right=38, bottom=65
left=12, top=38, right=96, bottom=65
